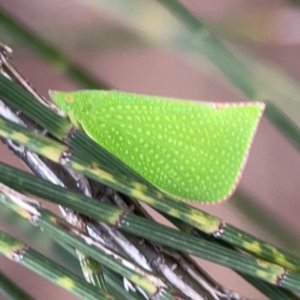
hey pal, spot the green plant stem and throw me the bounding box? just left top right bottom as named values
left=166, top=214, right=300, bottom=300
left=0, top=230, right=114, bottom=300
left=0, top=269, right=34, bottom=300
left=1, top=165, right=300, bottom=292
left=0, top=192, right=176, bottom=299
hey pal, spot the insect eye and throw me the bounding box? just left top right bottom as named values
left=64, top=94, right=74, bottom=103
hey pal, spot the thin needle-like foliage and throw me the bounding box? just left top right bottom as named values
left=0, top=2, right=299, bottom=300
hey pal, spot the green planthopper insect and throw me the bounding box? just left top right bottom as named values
left=49, top=90, right=265, bottom=203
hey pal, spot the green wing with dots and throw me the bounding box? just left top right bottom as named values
left=49, top=90, right=264, bottom=203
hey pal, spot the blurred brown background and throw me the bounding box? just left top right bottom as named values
left=0, top=0, right=300, bottom=299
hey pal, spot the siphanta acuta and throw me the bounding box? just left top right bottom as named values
left=49, top=90, right=265, bottom=203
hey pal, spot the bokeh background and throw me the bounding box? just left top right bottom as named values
left=0, top=0, right=300, bottom=299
